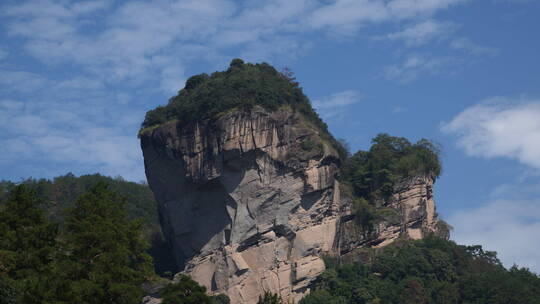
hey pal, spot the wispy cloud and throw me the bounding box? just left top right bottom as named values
left=0, top=78, right=146, bottom=181
left=0, top=0, right=471, bottom=181
left=383, top=55, right=459, bottom=83
left=383, top=20, right=455, bottom=46
left=313, top=90, right=362, bottom=119
left=450, top=37, right=499, bottom=56
left=313, top=90, right=362, bottom=109
left=443, top=97, right=540, bottom=273
left=448, top=198, right=540, bottom=273
left=1, top=0, right=470, bottom=89
left=441, top=98, right=540, bottom=169
left=382, top=34, right=499, bottom=83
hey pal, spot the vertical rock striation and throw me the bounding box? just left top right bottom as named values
left=141, top=107, right=443, bottom=303
left=338, top=175, right=442, bottom=260
left=141, top=107, right=341, bottom=303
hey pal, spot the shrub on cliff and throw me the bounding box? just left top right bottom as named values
left=341, top=133, right=441, bottom=202
left=161, top=275, right=214, bottom=304
left=140, top=59, right=348, bottom=159
left=141, top=59, right=321, bottom=130
left=257, top=291, right=286, bottom=304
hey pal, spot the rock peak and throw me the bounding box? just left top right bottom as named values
left=140, top=61, right=444, bottom=303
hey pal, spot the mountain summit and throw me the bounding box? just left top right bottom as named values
left=139, top=60, right=445, bottom=303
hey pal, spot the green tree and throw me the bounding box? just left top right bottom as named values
left=161, top=275, right=214, bottom=304
left=212, top=294, right=231, bottom=304
left=139, top=59, right=347, bottom=159
left=257, top=291, right=284, bottom=304
left=341, top=134, right=441, bottom=203
left=50, top=183, right=153, bottom=304
left=0, top=276, right=17, bottom=304
left=297, top=290, right=346, bottom=304
left=301, top=237, right=540, bottom=304
left=0, top=185, right=57, bottom=303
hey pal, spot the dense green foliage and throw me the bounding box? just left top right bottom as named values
left=257, top=291, right=286, bottom=304
left=0, top=173, right=158, bottom=230
left=142, top=59, right=319, bottom=130
left=140, top=59, right=347, bottom=158
left=350, top=198, right=401, bottom=237
left=300, top=237, right=540, bottom=304
left=341, top=134, right=441, bottom=201
left=0, top=184, right=153, bottom=303
left=0, top=186, right=57, bottom=303
left=0, top=173, right=177, bottom=275
left=161, top=275, right=230, bottom=304
left=51, top=183, right=153, bottom=303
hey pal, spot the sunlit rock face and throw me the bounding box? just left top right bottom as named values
left=140, top=107, right=443, bottom=303
left=338, top=175, right=443, bottom=261
left=141, top=107, right=341, bottom=303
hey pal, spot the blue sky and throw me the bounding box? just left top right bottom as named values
left=1, top=0, right=540, bottom=272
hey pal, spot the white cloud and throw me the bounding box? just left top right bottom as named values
left=383, top=55, right=459, bottom=83
left=313, top=90, right=361, bottom=109
left=385, top=20, right=455, bottom=46
left=448, top=199, right=540, bottom=272
left=450, top=37, right=499, bottom=56
left=2, top=0, right=469, bottom=89
left=0, top=0, right=471, bottom=181
left=309, top=0, right=465, bottom=35
left=442, top=98, right=540, bottom=169
left=309, top=0, right=390, bottom=34
left=312, top=90, right=361, bottom=119
left=443, top=99, right=540, bottom=273
left=0, top=82, right=146, bottom=181
left=0, top=69, right=47, bottom=92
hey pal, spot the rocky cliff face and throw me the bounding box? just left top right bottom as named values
left=338, top=175, right=442, bottom=260
left=140, top=107, right=442, bottom=303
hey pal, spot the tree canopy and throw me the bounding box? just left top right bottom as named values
left=0, top=173, right=177, bottom=276
left=341, top=133, right=441, bottom=201
left=0, top=183, right=153, bottom=304
left=300, top=237, right=540, bottom=304
left=140, top=59, right=347, bottom=158
left=160, top=275, right=230, bottom=304
left=0, top=185, right=57, bottom=303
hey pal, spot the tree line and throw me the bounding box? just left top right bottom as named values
left=299, top=237, right=540, bottom=304
left=0, top=182, right=232, bottom=304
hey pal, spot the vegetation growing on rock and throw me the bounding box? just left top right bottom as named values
left=341, top=133, right=441, bottom=202
left=160, top=275, right=230, bottom=304
left=140, top=58, right=347, bottom=158
left=256, top=291, right=287, bottom=304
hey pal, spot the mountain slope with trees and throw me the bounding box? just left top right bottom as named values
left=300, top=237, right=540, bottom=304
left=0, top=173, right=176, bottom=276
left=0, top=184, right=153, bottom=304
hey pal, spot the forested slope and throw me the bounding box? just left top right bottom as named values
left=0, top=173, right=176, bottom=275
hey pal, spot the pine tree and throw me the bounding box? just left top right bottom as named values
left=0, top=185, right=57, bottom=303
left=51, top=182, right=153, bottom=304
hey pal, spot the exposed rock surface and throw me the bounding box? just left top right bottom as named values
left=140, top=107, right=442, bottom=303
left=338, top=175, right=441, bottom=259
